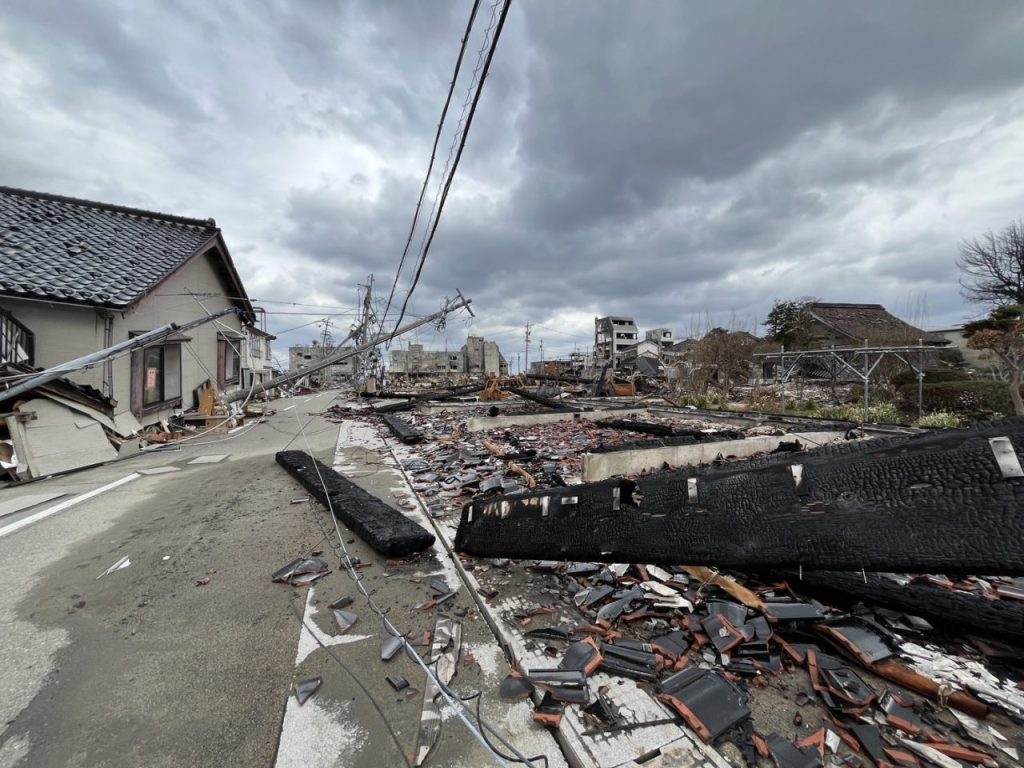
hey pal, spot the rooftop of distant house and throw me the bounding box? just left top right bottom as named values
left=808, top=302, right=947, bottom=346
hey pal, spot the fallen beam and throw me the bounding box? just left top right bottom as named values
left=381, top=414, right=423, bottom=444
left=506, top=386, right=580, bottom=411
left=276, top=450, right=434, bottom=556
left=455, top=419, right=1024, bottom=574
left=783, top=571, right=1024, bottom=644
left=374, top=384, right=486, bottom=413
left=582, top=431, right=849, bottom=481
left=596, top=419, right=677, bottom=436
left=465, top=408, right=648, bottom=433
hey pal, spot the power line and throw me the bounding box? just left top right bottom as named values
left=379, top=0, right=484, bottom=336
left=392, top=0, right=513, bottom=332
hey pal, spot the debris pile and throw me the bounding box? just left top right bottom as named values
left=477, top=560, right=1023, bottom=766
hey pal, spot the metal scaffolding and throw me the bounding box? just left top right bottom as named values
left=755, top=341, right=938, bottom=423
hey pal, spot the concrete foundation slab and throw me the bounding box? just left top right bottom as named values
left=582, top=431, right=848, bottom=481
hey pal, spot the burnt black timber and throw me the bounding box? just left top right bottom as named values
left=589, top=435, right=699, bottom=453
left=596, top=419, right=677, bottom=436
left=780, top=571, right=1024, bottom=644
left=454, top=419, right=1024, bottom=575
left=381, top=414, right=423, bottom=444
left=375, top=384, right=485, bottom=413
left=506, top=386, right=584, bottom=411
left=276, top=450, right=434, bottom=556
left=526, top=373, right=595, bottom=385
left=595, top=420, right=747, bottom=442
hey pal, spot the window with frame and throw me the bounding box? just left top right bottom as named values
left=249, top=336, right=261, bottom=358
left=218, top=338, right=240, bottom=387
left=132, top=341, right=182, bottom=415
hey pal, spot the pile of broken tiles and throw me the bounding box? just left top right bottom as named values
left=475, top=560, right=1023, bottom=768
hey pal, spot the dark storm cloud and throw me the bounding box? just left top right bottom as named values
left=2, top=1, right=1023, bottom=359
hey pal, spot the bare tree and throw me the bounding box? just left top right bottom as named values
left=956, top=220, right=1024, bottom=306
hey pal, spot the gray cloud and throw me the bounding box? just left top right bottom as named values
left=2, top=1, right=1023, bottom=363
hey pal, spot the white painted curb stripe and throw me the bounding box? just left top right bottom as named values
left=0, top=473, right=141, bottom=540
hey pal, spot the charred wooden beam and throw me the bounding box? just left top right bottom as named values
left=375, top=384, right=486, bottom=413
left=595, top=419, right=747, bottom=442
left=596, top=419, right=676, bottom=436
left=277, top=450, right=434, bottom=556
left=506, top=386, right=583, bottom=411
left=381, top=414, right=423, bottom=444
left=780, top=571, right=1024, bottom=644
left=454, top=419, right=1024, bottom=575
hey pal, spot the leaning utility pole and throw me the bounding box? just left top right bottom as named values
left=524, top=323, right=533, bottom=375
left=223, top=293, right=474, bottom=403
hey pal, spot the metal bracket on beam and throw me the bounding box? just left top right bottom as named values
left=687, top=478, right=698, bottom=504
left=989, top=437, right=1024, bottom=479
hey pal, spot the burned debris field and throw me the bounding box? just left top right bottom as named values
left=296, top=389, right=1024, bottom=767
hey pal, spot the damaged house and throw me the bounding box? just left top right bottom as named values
left=0, top=186, right=260, bottom=475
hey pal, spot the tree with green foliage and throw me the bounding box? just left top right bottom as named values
left=764, top=298, right=817, bottom=348
left=964, top=304, right=1024, bottom=416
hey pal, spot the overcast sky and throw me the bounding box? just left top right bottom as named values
left=3, top=1, right=1023, bottom=368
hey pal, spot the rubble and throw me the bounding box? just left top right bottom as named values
left=318, top=394, right=1024, bottom=767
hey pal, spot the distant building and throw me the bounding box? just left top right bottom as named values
left=389, top=335, right=507, bottom=377
left=288, top=342, right=355, bottom=381
left=645, top=328, right=675, bottom=348
left=929, top=326, right=990, bottom=370
left=594, top=316, right=638, bottom=367
left=462, top=335, right=508, bottom=376
left=389, top=343, right=463, bottom=376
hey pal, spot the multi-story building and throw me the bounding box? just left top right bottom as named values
left=288, top=342, right=355, bottom=381
left=645, top=328, right=675, bottom=348
left=594, top=316, right=639, bottom=367
left=462, top=335, right=508, bottom=376
left=389, top=343, right=464, bottom=376
left=389, top=336, right=507, bottom=377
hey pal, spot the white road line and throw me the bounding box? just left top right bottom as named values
left=283, top=405, right=296, bottom=412
left=0, top=473, right=141, bottom=540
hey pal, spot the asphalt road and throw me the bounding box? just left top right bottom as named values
left=0, top=391, right=563, bottom=768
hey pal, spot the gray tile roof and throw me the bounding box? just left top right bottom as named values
left=0, top=186, right=219, bottom=309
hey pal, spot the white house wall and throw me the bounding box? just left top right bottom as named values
left=4, top=249, right=245, bottom=427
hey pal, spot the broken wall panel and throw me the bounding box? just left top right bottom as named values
left=455, top=419, right=1024, bottom=574
left=276, top=450, right=435, bottom=556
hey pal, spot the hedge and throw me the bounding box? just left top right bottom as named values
left=897, top=379, right=1015, bottom=415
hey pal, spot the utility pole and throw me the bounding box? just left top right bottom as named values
left=225, top=292, right=473, bottom=402
left=524, top=323, right=533, bottom=375
left=538, top=338, right=544, bottom=374
left=353, top=274, right=378, bottom=392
